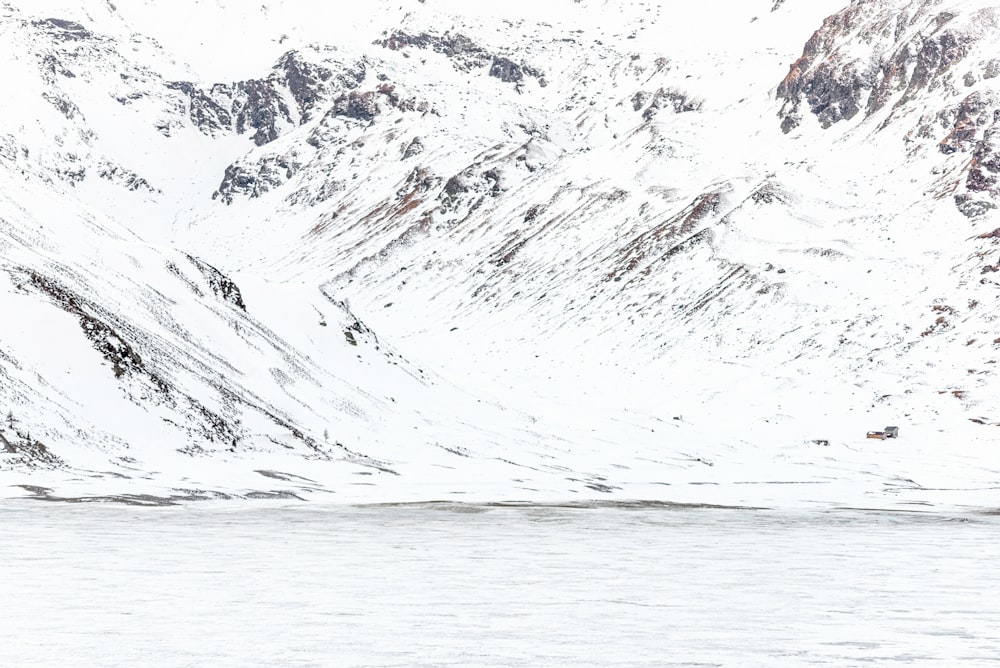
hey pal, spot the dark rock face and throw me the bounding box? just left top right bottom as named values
left=377, top=31, right=490, bottom=70
left=639, top=88, right=701, bottom=121
left=488, top=56, right=524, bottom=83
left=402, top=136, right=424, bottom=160
left=33, top=18, right=93, bottom=41
left=778, top=5, right=968, bottom=133
left=213, top=79, right=429, bottom=204
left=871, top=30, right=968, bottom=120
left=778, top=3, right=1000, bottom=216
left=169, top=79, right=288, bottom=144
left=327, top=84, right=428, bottom=124
left=170, top=50, right=365, bottom=145
left=398, top=165, right=441, bottom=198
left=166, top=81, right=234, bottom=135
left=776, top=3, right=877, bottom=132
left=631, top=91, right=650, bottom=112
left=330, top=90, right=380, bottom=122
left=22, top=270, right=263, bottom=451
left=438, top=163, right=506, bottom=218
left=97, top=162, right=159, bottom=193
left=236, top=79, right=294, bottom=146
left=277, top=51, right=335, bottom=122
left=779, top=60, right=867, bottom=132
left=374, top=83, right=426, bottom=112
left=955, top=193, right=996, bottom=218
left=376, top=30, right=545, bottom=89
left=214, top=164, right=254, bottom=203
left=927, top=93, right=1000, bottom=215
left=43, top=92, right=82, bottom=120
left=930, top=91, right=1000, bottom=216
left=26, top=271, right=164, bottom=386
left=41, top=54, right=76, bottom=79
left=285, top=175, right=344, bottom=207
left=213, top=155, right=301, bottom=204
left=186, top=256, right=247, bottom=311
left=936, top=92, right=1000, bottom=159
left=441, top=173, right=471, bottom=205
left=488, top=56, right=545, bottom=88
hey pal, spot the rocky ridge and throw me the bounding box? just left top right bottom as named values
left=778, top=0, right=1000, bottom=217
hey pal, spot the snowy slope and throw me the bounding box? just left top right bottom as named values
left=1, top=0, right=999, bottom=509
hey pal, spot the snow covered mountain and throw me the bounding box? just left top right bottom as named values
left=1, top=0, right=999, bottom=509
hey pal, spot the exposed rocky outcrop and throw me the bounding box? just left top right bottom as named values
left=170, top=50, right=366, bottom=145
left=1, top=433, right=65, bottom=469
left=607, top=190, right=723, bottom=283
left=213, top=154, right=302, bottom=203
left=26, top=271, right=165, bottom=386
left=186, top=255, right=247, bottom=311
left=778, top=3, right=1000, bottom=216
left=18, top=268, right=316, bottom=453
left=488, top=56, right=545, bottom=88
left=41, top=54, right=76, bottom=80
left=233, top=79, right=293, bottom=146
left=43, top=92, right=83, bottom=121
left=377, top=30, right=492, bottom=70
left=276, top=51, right=338, bottom=122
left=330, top=89, right=381, bottom=122
left=285, top=172, right=344, bottom=207
left=32, top=18, right=93, bottom=42
left=402, top=136, right=425, bottom=160
left=638, top=87, right=701, bottom=121
left=213, top=80, right=430, bottom=204
left=168, top=79, right=290, bottom=145
left=376, top=30, right=545, bottom=90
left=328, top=83, right=429, bottom=124
left=439, top=165, right=505, bottom=215
left=928, top=90, right=1000, bottom=215
left=778, top=4, right=972, bottom=133
left=165, top=81, right=234, bottom=136
left=97, top=161, right=159, bottom=193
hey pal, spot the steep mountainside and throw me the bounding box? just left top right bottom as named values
left=1, top=0, right=998, bottom=508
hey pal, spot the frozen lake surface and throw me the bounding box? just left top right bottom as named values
left=2, top=502, right=999, bottom=667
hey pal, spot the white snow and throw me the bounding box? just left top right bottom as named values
left=0, top=0, right=999, bottom=510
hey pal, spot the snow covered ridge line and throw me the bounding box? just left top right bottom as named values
left=11, top=265, right=306, bottom=453
left=0, top=217, right=418, bottom=477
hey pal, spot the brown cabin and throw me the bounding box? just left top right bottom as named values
left=867, top=426, right=899, bottom=440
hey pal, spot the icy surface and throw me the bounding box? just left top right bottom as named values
left=1, top=503, right=999, bottom=666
